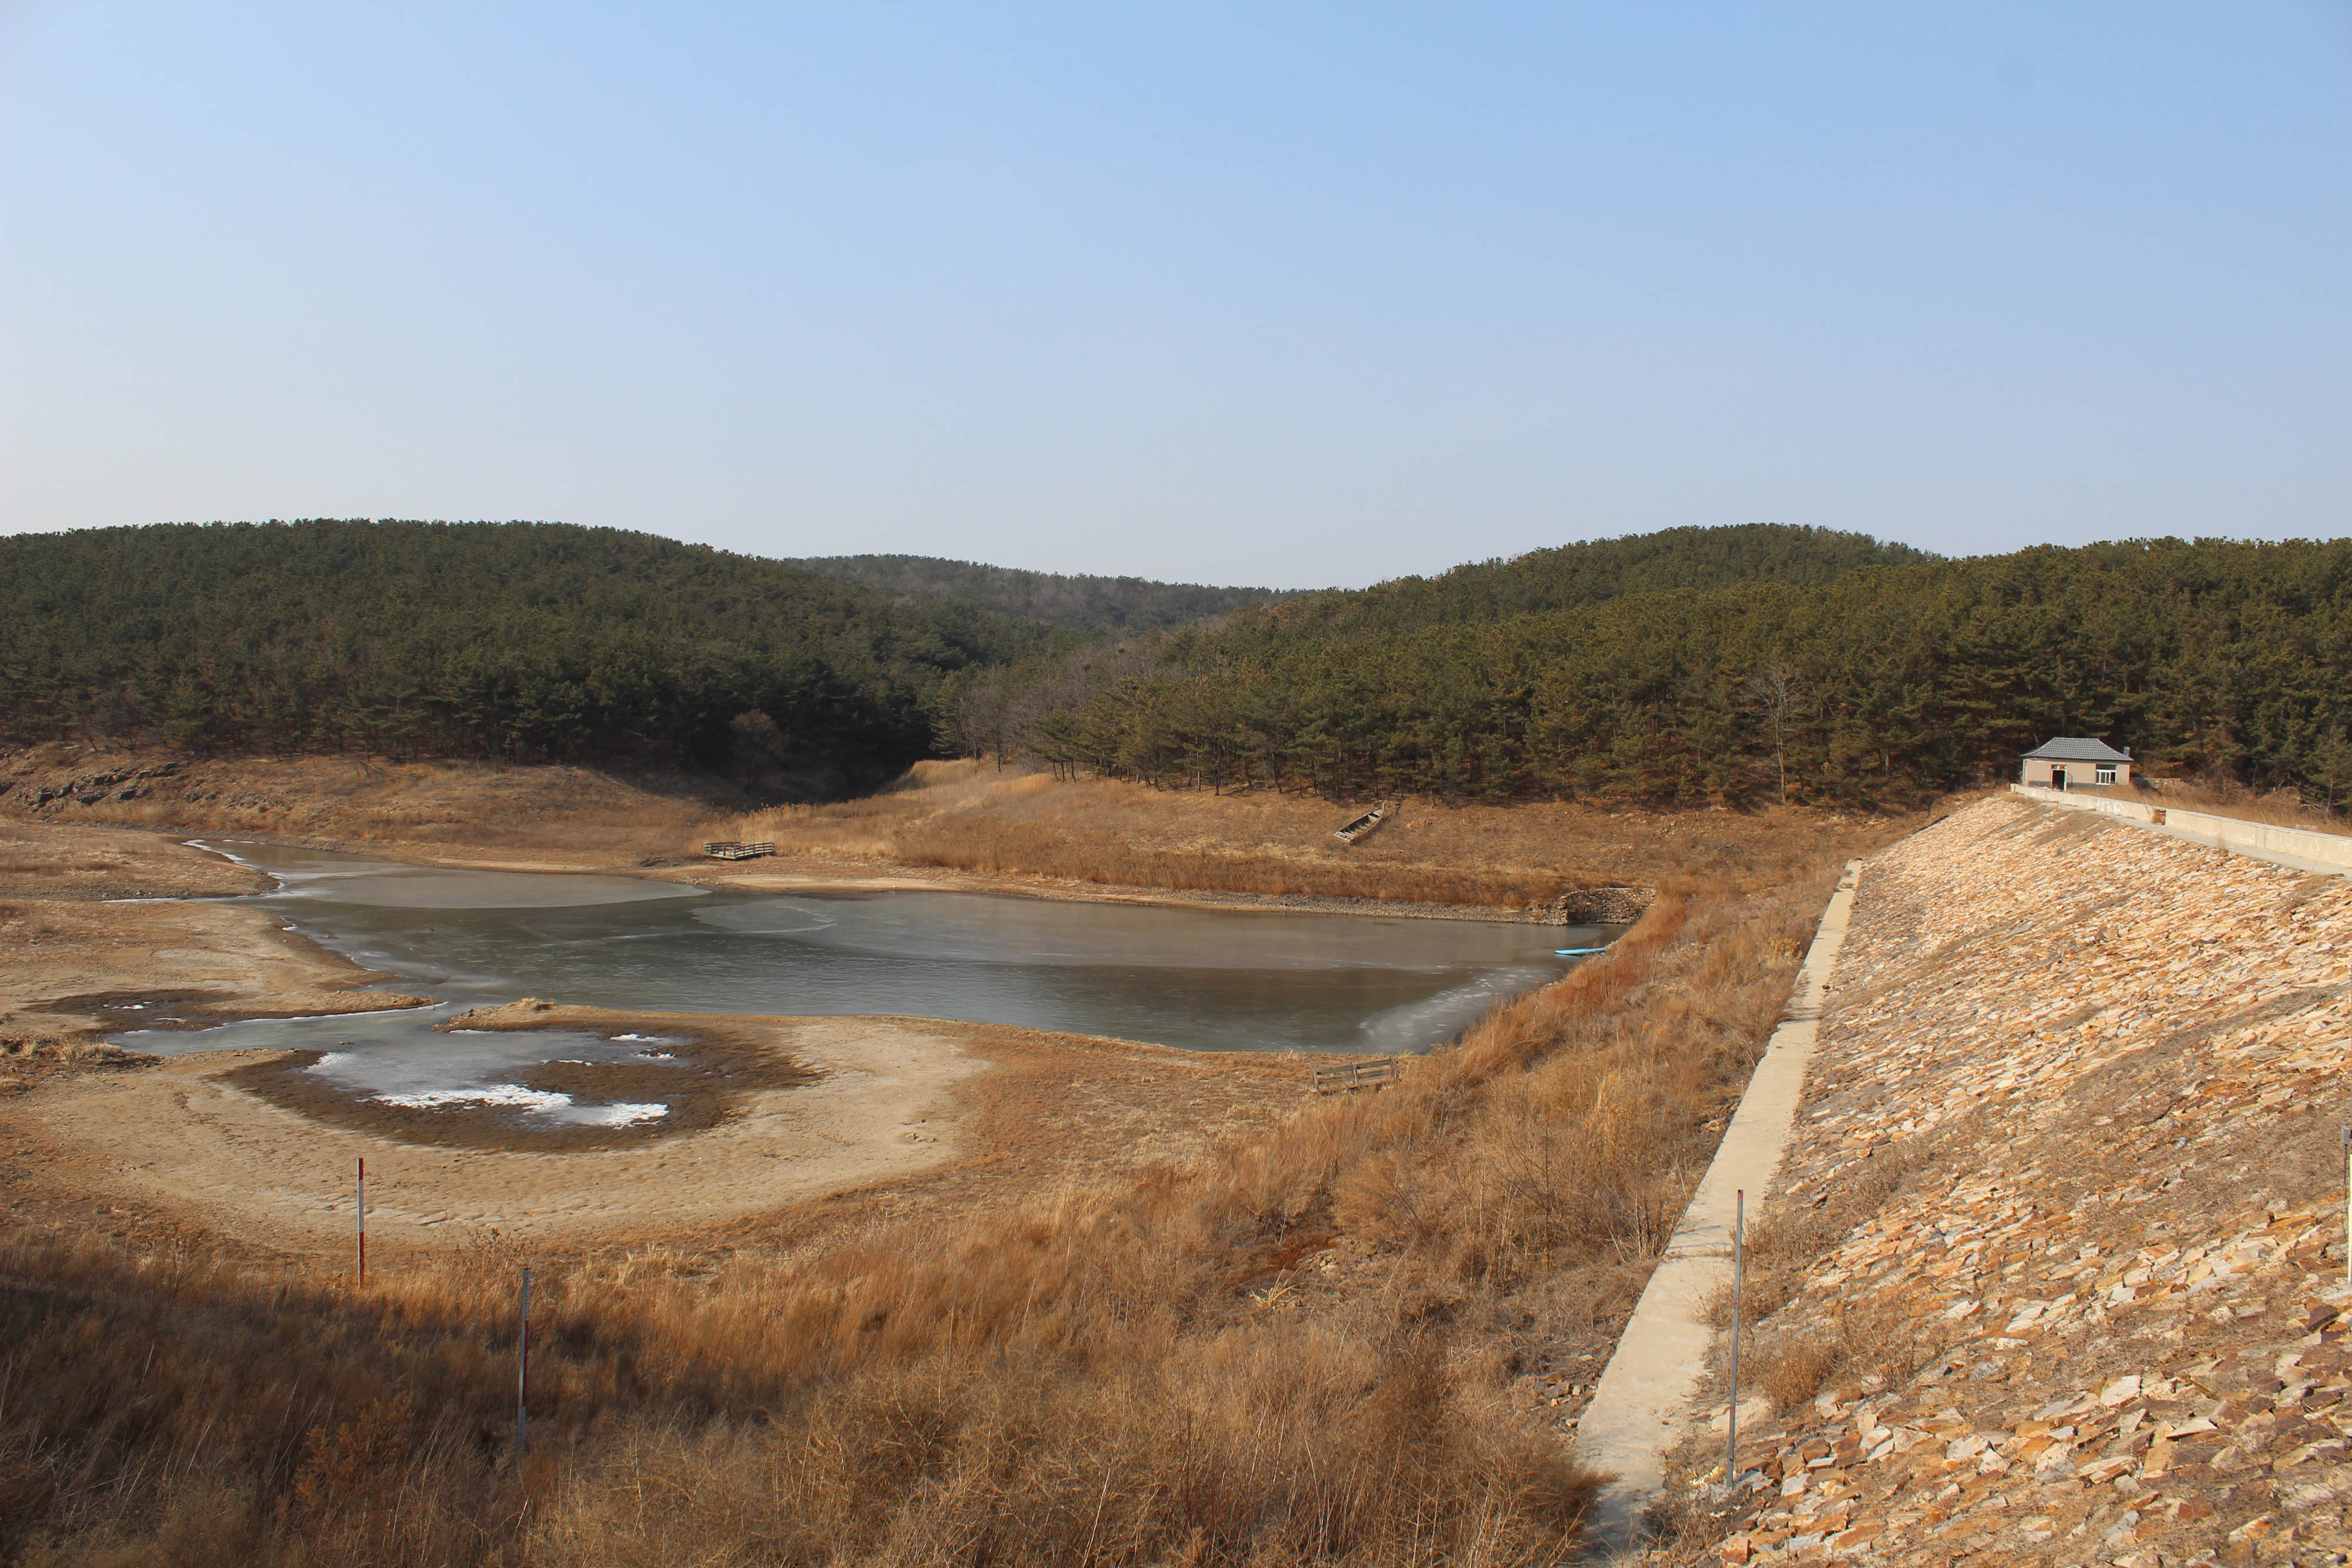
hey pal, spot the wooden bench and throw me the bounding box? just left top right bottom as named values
left=1311, top=1058, right=1402, bottom=1094
left=701, top=841, right=776, bottom=861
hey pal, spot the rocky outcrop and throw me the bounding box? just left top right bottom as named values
left=1662, top=794, right=2352, bottom=1566
left=12, top=760, right=179, bottom=808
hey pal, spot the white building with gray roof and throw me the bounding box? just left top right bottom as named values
left=2021, top=736, right=2133, bottom=790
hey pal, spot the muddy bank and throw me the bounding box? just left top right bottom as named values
left=693, top=863, right=1586, bottom=924
left=221, top=1002, right=817, bottom=1152
left=1, top=824, right=432, bottom=1057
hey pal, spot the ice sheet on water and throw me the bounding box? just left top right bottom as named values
left=1355, top=964, right=1560, bottom=1055
left=193, top=840, right=705, bottom=910
left=138, top=843, right=1624, bottom=1057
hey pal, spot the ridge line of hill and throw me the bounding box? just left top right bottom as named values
left=777, top=552, right=1310, bottom=634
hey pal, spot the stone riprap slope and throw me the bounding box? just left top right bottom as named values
left=1682, top=794, right=2352, bottom=1566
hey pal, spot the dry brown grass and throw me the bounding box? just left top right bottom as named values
left=0, top=743, right=721, bottom=862
left=2122, top=776, right=2352, bottom=837
left=1733, top=1295, right=1917, bottom=1416
left=2, top=744, right=1910, bottom=904
left=712, top=760, right=1907, bottom=906
left=0, top=858, right=1847, bottom=1566
left=0, top=824, right=266, bottom=902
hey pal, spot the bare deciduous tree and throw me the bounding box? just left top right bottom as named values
left=1739, top=660, right=1805, bottom=805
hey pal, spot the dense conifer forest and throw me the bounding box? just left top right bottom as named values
left=6, top=520, right=2348, bottom=813
left=1277, top=524, right=1930, bottom=630
left=0, top=521, right=1061, bottom=785
left=948, top=530, right=2352, bottom=812
left=781, top=553, right=1303, bottom=633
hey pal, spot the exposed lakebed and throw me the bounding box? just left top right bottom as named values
left=112, top=842, right=1619, bottom=1139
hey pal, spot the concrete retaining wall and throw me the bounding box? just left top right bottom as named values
left=1548, top=886, right=1658, bottom=924
left=2009, top=783, right=2352, bottom=875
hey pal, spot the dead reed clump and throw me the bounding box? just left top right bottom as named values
left=1740, top=1295, right=1922, bottom=1417
left=1750, top=1332, right=1845, bottom=1412
left=526, top=1338, right=1588, bottom=1568
left=1706, top=1146, right=1911, bottom=1333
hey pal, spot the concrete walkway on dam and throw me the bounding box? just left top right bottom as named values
left=2010, top=783, right=2352, bottom=878
left=1575, top=857, right=1865, bottom=1556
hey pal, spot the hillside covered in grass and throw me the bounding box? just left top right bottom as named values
left=0, top=520, right=1064, bottom=787
left=950, top=533, right=2352, bottom=813
left=781, top=552, right=1307, bottom=633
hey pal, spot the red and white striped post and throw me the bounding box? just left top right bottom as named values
left=516, top=1266, right=532, bottom=1453
left=1727, top=1188, right=1745, bottom=1496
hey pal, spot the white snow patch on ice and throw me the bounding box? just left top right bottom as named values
left=376, top=1085, right=573, bottom=1113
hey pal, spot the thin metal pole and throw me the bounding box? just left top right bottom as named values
left=516, top=1266, right=532, bottom=1453
left=1728, top=1188, right=1744, bottom=1496
left=356, top=1158, right=366, bottom=1287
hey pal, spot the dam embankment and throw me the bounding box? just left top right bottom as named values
left=1658, top=792, right=2352, bottom=1565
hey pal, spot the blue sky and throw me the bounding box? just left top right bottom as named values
left=4, top=4, right=2347, bottom=586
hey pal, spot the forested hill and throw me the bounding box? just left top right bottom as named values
left=781, top=529, right=1910, bottom=635
left=15, top=520, right=2348, bottom=815
left=0, top=520, right=1063, bottom=785
left=781, top=554, right=1307, bottom=633
left=1289, top=524, right=1933, bottom=631
left=947, top=536, right=2352, bottom=813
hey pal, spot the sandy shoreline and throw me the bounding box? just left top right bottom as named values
left=163, top=827, right=1568, bottom=925
left=18, top=1010, right=990, bottom=1255
left=1, top=825, right=436, bottom=1051
left=9, top=1003, right=1302, bottom=1265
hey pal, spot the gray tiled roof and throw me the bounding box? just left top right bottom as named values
left=2023, top=737, right=2132, bottom=763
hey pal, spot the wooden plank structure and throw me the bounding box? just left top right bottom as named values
left=701, top=841, right=776, bottom=861
left=1310, top=1057, right=1402, bottom=1094
left=1331, top=801, right=1396, bottom=845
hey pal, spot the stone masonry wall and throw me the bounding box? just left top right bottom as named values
left=1673, top=794, right=2352, bottom=1567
